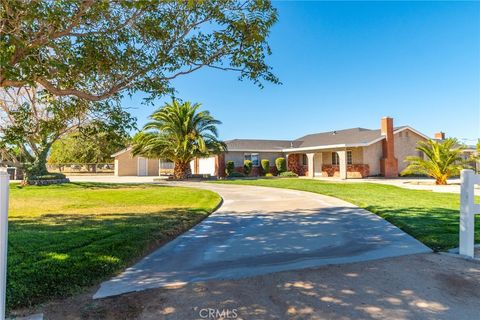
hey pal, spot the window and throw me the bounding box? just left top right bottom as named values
left=332, top=151, right=352, bottom=165
left=244, top=153, right=259, bottom=166
left=332, top=152, right=339, bottom=165
left=302, top=154, right=308, bottom=165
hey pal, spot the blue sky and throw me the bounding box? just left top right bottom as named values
left=122, top=1, right=480, bottom=145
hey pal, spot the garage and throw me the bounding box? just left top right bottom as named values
left=198, top=157, right=216, bottom=176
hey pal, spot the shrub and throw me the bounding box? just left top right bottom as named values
left=243, top=160, right=253, bottom=175
left=261, top=159, right=270, bottom=175
left=225, top=161, right=235, bottom=176
left=228, top=172, right=245, bottom=178
left=279, top=171, right=298, bottom=177
left=275, top=157, right=287, bottom=173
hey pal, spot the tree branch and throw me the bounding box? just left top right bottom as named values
left=28, top=0, right=95, bottom=48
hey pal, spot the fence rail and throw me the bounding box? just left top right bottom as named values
left=159, top=160, right=174, bottom=175
left=47, top=163, right=115, bottom=175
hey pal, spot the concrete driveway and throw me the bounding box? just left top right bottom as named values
left=94, top=183, right=430, bottom=299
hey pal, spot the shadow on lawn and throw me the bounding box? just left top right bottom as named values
left=12, top=181, right=170, bottom=190
left=61, top=182, right=168, bottom=189
left=362, top=205, right=480, bottom=252
left=7, top=208, right=210, bottom=310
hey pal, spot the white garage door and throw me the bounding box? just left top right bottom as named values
left=198, top=157, right=216, bottom=176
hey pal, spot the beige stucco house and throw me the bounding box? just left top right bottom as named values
left=112, top=117, right=430, bottom=179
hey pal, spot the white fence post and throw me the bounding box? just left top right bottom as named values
left=0, top=169, right=9, bottom=319
left=459, top=169, right=480, bottom=258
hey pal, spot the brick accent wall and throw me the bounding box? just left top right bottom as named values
left=194, top=158, right=200, bottom=174
left=322, top=164, right=370, bottom=178
left=216, top=154, right=226, bottom=177
left=302, top=165, right=308, bottom=177
left=233, top=166, right=260, bottom=176
left=233, top=166, right=244, bottom=173
left=233, top=166, right=278, bottom=176
left=287, top=154, right=306, bottom=176
left=380, top=117, right=398, bottom=177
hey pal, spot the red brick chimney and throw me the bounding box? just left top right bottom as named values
left=434, top=132, right=445, bottom=140
left=380, top=117, right=398, bottom=178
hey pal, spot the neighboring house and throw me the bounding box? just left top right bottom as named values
left=434, top=132, right=479, bottom=172
left=112, top=117, right=430, bottom=179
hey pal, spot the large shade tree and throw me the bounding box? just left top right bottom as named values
left=402, top=138, right=468, bottom=185
left=48, top=126, right=131, bottom=169
left=132, top=100, right=226, bottom=179
left=1, top=0, right=279, bottom=101
left=0, top=86, right=135, bottom=179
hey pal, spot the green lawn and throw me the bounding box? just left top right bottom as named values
left=213, top=178, right=480, bottom=252
left=8, top=182, right=221, bottom=310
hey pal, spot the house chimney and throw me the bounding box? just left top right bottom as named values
left=380, top=117, right=398, bottom=178
left=434, top=132, right=445, bottom=140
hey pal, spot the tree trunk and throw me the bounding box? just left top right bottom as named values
left=173, top=161, right=191, bottom=179
left=25, top=146, right=50, bottom=180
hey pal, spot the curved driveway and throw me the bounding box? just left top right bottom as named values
left=94, top=182, right=430, bottom=299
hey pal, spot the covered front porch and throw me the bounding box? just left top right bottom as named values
left=286, top=147, right=370, bottom=179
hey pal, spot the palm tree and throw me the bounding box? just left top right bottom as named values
left=402, top=138, right=467, bottom=185
left=132, top=100, right=226, bottom=179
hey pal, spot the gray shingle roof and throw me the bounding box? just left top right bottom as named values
left=225, top=139, right=297, bottom=151
left=294, top=127, right=407, bottom=148
left=225, top=126, right=411, bottom=151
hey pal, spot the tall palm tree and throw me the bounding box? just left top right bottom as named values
left=132, top=100, right=226, bottom=179
left=402, top=138, right=467, bottom=185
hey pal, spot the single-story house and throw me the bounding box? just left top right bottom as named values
left=112, top=117, right=432, bottom=179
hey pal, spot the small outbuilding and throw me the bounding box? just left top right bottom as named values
left=111, top=148, right=160, bottom=176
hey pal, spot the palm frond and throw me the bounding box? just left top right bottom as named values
left=132, top=99, right=225, bottom=166
left=401, top=138, right=468, bottom=184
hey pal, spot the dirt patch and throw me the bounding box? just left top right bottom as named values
left=13, top=253, right=480, bottom=320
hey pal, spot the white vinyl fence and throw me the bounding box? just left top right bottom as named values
left=0, top=169, right=9, bottom=318
left=47, top=163, right=114, bottom=174
left=159, top=160, right=175, bottom=176
left=460, top=169, right=480, bottom=258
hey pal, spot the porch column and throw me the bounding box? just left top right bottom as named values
left=314, top=152, right=323, bottom=177
left=337, top=150, right=347, bottom=180
left=307, top=153, right=315, bottom=178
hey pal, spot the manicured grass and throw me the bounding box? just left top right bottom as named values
left=213, top=178, right=480, bottom=251
left=8, top=182, right=221, bottom=310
